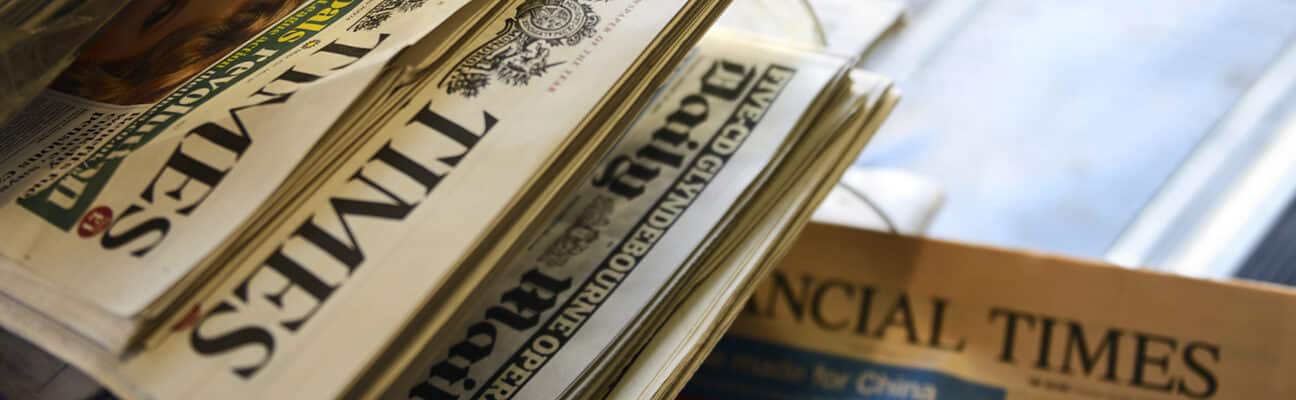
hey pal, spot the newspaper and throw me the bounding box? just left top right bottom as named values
left=684, top=223, right=1296, bottom=399
left=0, top=0, right=475, bottom=348
left=0, top=0, right=728, bottom=398
left=367, top=29, right=850, bottom=400
left=605, top=70, right=898, bottom=400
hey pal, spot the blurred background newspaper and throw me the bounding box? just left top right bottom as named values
left=683, top=223, right=1296, bottom=399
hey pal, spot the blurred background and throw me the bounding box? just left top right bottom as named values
left=728, top=0, right=1296, bottom=285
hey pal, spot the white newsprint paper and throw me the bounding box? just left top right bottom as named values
left=0, top=0, right=709, bottom=398
left=0, top=0, right=473, bottom=339
left=380, top=32, right=848, bottom=400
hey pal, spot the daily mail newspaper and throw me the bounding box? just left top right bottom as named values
left=605, top=70, right=899, bottom=400
left=0, top=0, right=721, bottom=398
left=374, top=30, right=850, bottom=400
left=683, top=223, right=1296, bottom=400
left=0, top=0, right=474, bottom=343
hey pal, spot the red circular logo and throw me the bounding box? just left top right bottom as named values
left=77, top=207, right=114, bottom=238
left=172, top=306, right=202, bottom=332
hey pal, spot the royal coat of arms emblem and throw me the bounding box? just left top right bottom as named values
left=443, top=0, right=604, bottom=97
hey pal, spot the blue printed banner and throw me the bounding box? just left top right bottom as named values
left=682, top=336, right=1005, bottom=400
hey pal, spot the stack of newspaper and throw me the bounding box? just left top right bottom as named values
left=0, top=0, right=898, bottom=398
left=363, top=29, right=899, bottom=400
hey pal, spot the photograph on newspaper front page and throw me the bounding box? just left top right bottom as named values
left=54, top=0, right=311, bottom=105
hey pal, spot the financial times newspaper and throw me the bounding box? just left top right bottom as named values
left=684, top=223, right=1296, bottom=400
left=382, top=33, right=847, bottom=400
left=0, top=0, right=471, bottom=321
left=0, top=1, right=710, bottom=398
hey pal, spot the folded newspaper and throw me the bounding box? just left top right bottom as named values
left=0, top=1, right=910, bottom=398
left=683, top=223, right=1296, bottom=399
left=364, top=29, right=898, bottom=400
left=0, top=0, right=738, bottom=395
left=1, top=0, right=482, bottom=354
left=0, top=0, right=731, bottom=357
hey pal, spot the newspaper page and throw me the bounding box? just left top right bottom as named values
left=0, top=0, right=473, bottom=321
left=378, top=32, right=848, bottom=400
left=0, top=1, right=714, bottom=398
left=683, top=223, right=1296, bottom=400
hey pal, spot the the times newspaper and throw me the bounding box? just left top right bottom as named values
left=0, top=0, right=473, bottom=325
left=0, top=0, right=725, bottom=398
left=683, top=223, right=1296, bottom=399
left=377, top=30, right=849, bottom=400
